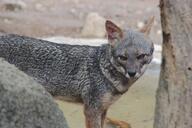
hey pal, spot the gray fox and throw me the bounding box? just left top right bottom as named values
left=0, top=17, right=154, bottom=128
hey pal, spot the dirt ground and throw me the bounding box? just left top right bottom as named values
left=0, top=0, right=162, bottom=44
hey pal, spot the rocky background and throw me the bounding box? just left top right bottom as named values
left=0, top=0, right=162, bottom=44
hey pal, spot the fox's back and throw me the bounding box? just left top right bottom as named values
left=0, top=34, right=99, bottom=100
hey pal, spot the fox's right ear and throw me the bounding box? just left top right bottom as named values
left=105, top=20, right=123, bottom=46
left=140, top=16, right=155, bottom=36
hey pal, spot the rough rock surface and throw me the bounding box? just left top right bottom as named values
left=0, top=58, right=68, bottom=128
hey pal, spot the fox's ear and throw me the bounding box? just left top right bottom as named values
left=140, top=16, right=155, bottom=36
left=105, top=20, right=123, bottom=45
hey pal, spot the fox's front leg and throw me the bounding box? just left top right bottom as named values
left=101, top=110, right=107, bottom=128
left=84, top=105, right=104, bottom=128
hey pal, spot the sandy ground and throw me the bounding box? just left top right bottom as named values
left=0, top=0, right=162, bottom=128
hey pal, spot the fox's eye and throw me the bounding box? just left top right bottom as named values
left=137, top=54, right=146, bottom=60
left=118, top=55, right=127, bottom=61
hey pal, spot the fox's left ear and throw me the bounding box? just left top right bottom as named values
left=140, top=16, right=155, bottom=36
left=105, top=20, right=123, bottom=46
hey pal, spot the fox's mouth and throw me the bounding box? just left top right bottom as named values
left=125, top=65, right=148, bottom=79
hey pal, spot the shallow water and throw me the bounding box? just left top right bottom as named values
left=56, top=72, right=159, bottom=128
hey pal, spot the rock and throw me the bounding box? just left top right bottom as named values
left=0, top=58, right=68, bottom=128
left=81, top=12, right=106, bottom=38
left=35, top=3, right=46, bottom=12
left=3, top=18, right=12, bottom=24
left=137, top=21, right=144, bottom=29
left=1, top=0, right=27, bottom=11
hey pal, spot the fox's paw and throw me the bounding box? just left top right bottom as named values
left=106, top=117, right=131, bottom=128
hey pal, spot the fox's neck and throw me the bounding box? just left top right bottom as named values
left=99, top=45, right=134, bottom=94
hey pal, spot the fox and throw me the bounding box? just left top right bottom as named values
left=0, top=17, right=154, bottom=128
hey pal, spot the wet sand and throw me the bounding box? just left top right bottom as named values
left=56, top=72, right=159, bottom=128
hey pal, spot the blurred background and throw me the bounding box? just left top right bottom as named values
left=0, top=0, right=162, bottom=128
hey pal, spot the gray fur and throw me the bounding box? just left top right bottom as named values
left=0, top=28, right=153, bottom=128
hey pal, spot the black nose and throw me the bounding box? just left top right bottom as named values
left=128, top=71, right=136, bottom=77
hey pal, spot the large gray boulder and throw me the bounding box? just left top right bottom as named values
left=0, top=58, right=68, bottom=128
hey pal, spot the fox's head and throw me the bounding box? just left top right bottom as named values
left=105, top=17, right=154, bottom=80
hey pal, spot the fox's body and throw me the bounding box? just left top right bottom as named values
left=0, top=34, right=125, bottom=104
left=0, top=18, right=154, bottom=128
